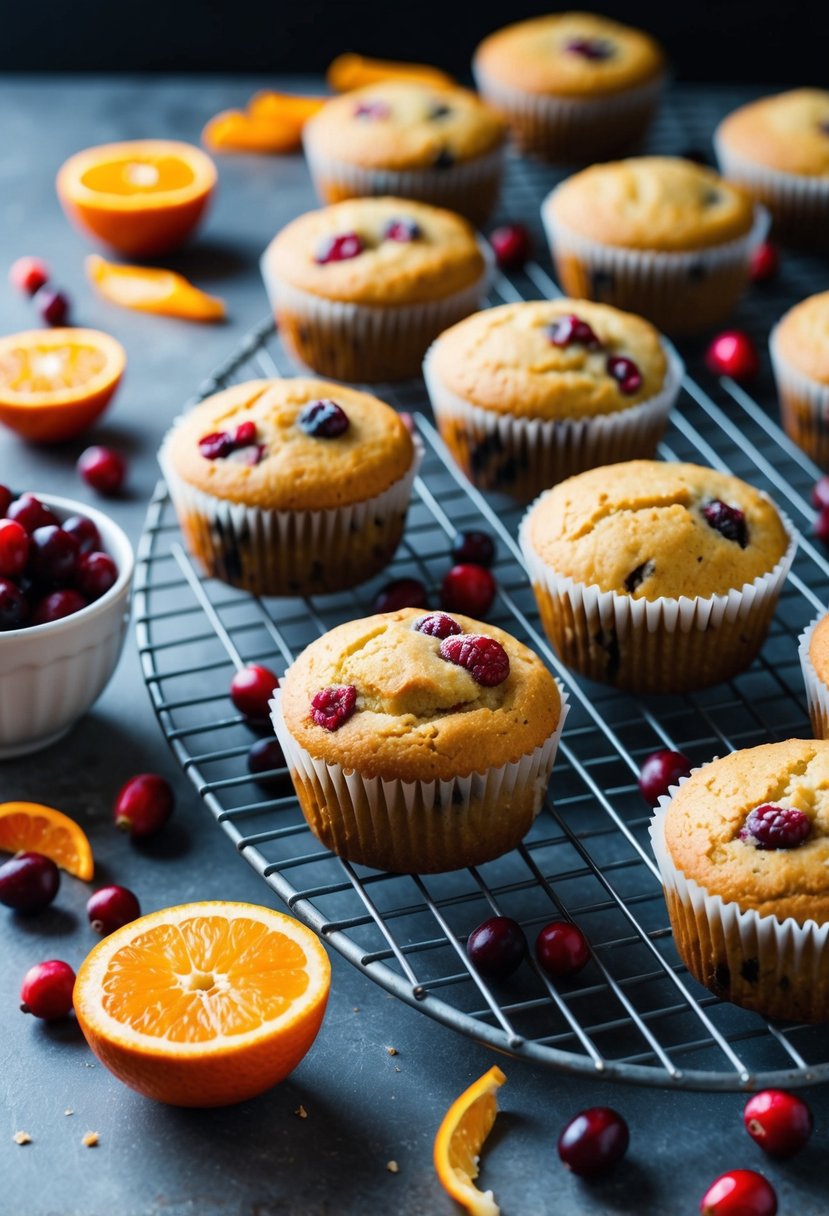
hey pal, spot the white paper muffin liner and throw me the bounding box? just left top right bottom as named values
left=269, top=679, right=569, bottom=873
left=540, top=198, right=770, bottom=335
left=158, top=432, right=422, bottom=597
left=798, top=614, right=829, bottom=740
left=422, top=333, right=684, bottom=501
left=518, top=499, right=797, bottom=694
left=714, top=133, right=829, bottom=245
left=769, top=325, right=829, bottom=465
left=650, top=776, right=829, bottom=1021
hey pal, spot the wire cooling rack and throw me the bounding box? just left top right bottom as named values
left=135, top=88, right=829, bottom=1091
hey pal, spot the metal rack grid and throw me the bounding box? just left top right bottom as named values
left=135, top=89, right=829, bottom=1091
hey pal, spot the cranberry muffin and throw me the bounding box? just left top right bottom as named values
left=770, top=290, right=829, bottom=465
left=799, top=613, right=829, bottom=740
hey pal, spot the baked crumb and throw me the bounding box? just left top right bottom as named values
left=82, top=1131, right=100, bottom=1147
left=64, top=1109, right=74, bottom=1117
left=386, top=1160, right=399, bottom=1174
left=386, top=1046, right=398, bottom=1056
left=13, top=1131, right=32, bottom=1146
left=295, top=1105, right=308, bottom=1119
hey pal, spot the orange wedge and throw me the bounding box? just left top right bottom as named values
left=56, top=139, right=217, bottom=258
left=327, top=53, right=455, bottom=93
left=73, top=901, right=331, bottom=1107
left=203, top=92, right=326, bottom=154
left=86, top=255, right=225, bottom=322
left=0, top=801, right=93, bottom=880
left=433, top=1066, right=507, bottom=1216
left=0, top=328, right=125, bottom=443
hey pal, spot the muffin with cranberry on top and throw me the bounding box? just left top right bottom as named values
left=770, top=290, right=829, bottom=466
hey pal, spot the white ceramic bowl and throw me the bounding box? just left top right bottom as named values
left=0, top=493, right=134, bottom=759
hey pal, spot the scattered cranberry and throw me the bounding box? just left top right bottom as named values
left=536, top=920, right=589, bottom=979
left=20, top=960, right=75, bottom=1020
left=0, top=519, right=29, bottom=577
left=606, top=354, right=643, bottom=394
left=9, top=255, right=50, bottom=295
left=77, top=446, right=126, bottom=496
left=0, top=485, right=11, bottom=515
left=247, top=737, right=286, bottom=782
left=315, top=232, right=364, bottom=264
left=75, top=551, right=118, bottom=600
left=6, top=493, right=59, bottom=533
left=114, top=773, right=175, bottom=839
left=0, top=577, right=27, bottom=630
left=743, top=1089, right=813, bottom=1158
left=384, top=218, right=421, bottom=243
left=705, top=331, right=760, bottom=381
left=28, top=525, right=80, bottom=585
left=87, top=885, right=141, bottom=935
left=814, top=507, right=829, bottom=546
left=441, top=564, right=496, bottom=617
left=702, top=500, right=748, bottom=547
left=34, top=286, right=70, bottom=327
left=466, top=916, right=526, bottom=979
left=565, top=37, right=615, bottom=60
left=413, top=612, right=462, bottom=639
left=372, top=577, right=428, bottom=613
left=450, top=530, right=495, bottom=568
left=812, top=475, right=829, bottom=511
left=354, top=100, right=391, bottom=120
left=297, top=399, right=350, bottom=438
left=230, top=664, right=280, bottom=722
left=32, top=588, right=87, bottom=625
left=0, top=851, right=60, bottom=913
left=489, top=224, right=531, bottom=271
left=740, top=804, right=811, bottom=850
left=557, top=1107, right=629, bottom=1177
left=548, top=314, right=601, bottom=350
left=638, top=749, right=693, bottom=804
left=700, top=1170, right=777, bottom=1216
left=749, top=242, right=779, bottom=284
left=61, top=514, right=101, bottom=554
left=439, top=633, right=509, bottom=686
left=311, top=684, right=357, bottom=731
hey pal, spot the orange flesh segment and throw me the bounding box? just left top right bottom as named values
left=327, top=52, right=455, bottom=92
left=86, top=255, right=225, bottom=321
left=80, top=155, right=196, bottom=195
left=0, top=343, right=107, bottom=395
left=434, top=1066, right=506, bottom=1216
left=0, top=801, right=94, bottom=880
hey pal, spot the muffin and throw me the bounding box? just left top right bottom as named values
left=159, top=378, right=420, bottom=596
left=270, top=607, right=568, bottom=873
left=650, top=739, right=829, bottom=1022
left=423, top=298, right=682, bottom=502
left=542, top=157, right=767, bottom=334
left=261, top=196, right=490, bottom=382
left=302, top=82, right=507, bottom=225
left=715, top=89, right=829, bottom=247
left=770, top=291, right=829, bottom=465
left=519, top=460, right=795, bottom=694
left=473, top=12, right=666, bottom=163
left=799, top=614, right=829, bottom=740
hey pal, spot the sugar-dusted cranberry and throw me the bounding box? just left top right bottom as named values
left=548, top=314, right=601, bottom=350
left=9, top=255, right=50, bottom=295
left=298, top=399, right=350, bottom=438
left=34, top=286, right=70, bottom=327
left=441, top=564, right=496, bottom=617
left=557, top=1107, right=629, bottom=1177
left=700, top=1170, right=777, bottom=1216
left=6, top=493, right=59, bottom=534
left=230, top=664, right=280, bottom=722
left=77, top=445, right=127, bottom=496
left=31, top=588, right=87, bottom=625
left=61, top=514, right=101, bottom=555
left=814, top=507, right=829, bottom=546
left=743, top=1089, right=813, bottom=1159
left=87, top=885, right=141, bottom=935
left=536, top=920, right=589, bottom=979
left=372, top=577, right=428, bottom=613
left=0, top=484, right=12, bottom=515
left=439, top=633, right=509, bottom=686
left=740, top=804, right=811, bottom=850
left=414, top=612, right=462, bottom=639
left=0, top=518, right=29, bottom=577
left=750, top=242, right=779, bottom=284
left=0, top=577, right=27, bottom=630
left=247, top=736, right=286, bottom=783
left=114, top=773, right=175, bottom=839
left=702, top=500, right=748, bottom=548
left=489, top=224, right=531, bottom=271
left=450, top=529, right=495, bottom=568
left=705, top=330, right=760, bottom=381
left=0, top=851, right=60, bottom=913
left=354, top=100, right=391, bottom=120
left=466, top=916, right=526, bottom=980
left=75, top=551, right=118, bottom=601
left=20, top=960, right=76, bottom=1020
left=28, top=525, right=80, bottom=586
left=638, top=749, right=693, bottom=804
left=315, top=232, right=364, bottom=264
left=311, top=684, right=357, bottom=731
left=565, top=37, right=615, bottom=60
left=384, top=218, right=422, bottom=243
left=607, top=354, right=643, bottom=394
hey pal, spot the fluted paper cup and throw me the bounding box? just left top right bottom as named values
left=770, top=326, right=829, bottom=466
left=799, top=615, right=829, bottom=739
left=714, top=134, right=829, bottom=248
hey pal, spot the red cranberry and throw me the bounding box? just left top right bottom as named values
left=87, top=885, right=141, bottom=935
left=812, top=475, right=829, bottom=511
left=0, top=577, right=28, bottom=630
left=702, top=500, right=748, bottom=547
left=310, top=684, right=357, bottom=731
left=28, top=525, right=80, bottom=585
left=6, top=494, right=59, bottom=534
left=439, top=633, right=510, bottom=686
left=565, top=37, right=615, bottom=60
left=414, top=612, right=462, bottom=639
left=198, top=431, right=234, bottom=459
left=0, top=519, right=29, bottom=576
left=700, top=1170, right=777, bottom=1216
left=114, top=773, right=175, bottom=839
left=557, top=1107, right=629, bottom=1177
left=489, top=224, right=532, bottom=271
left=814, top=507, right=829, bottom=546
left=314, top=232, right=364, bottom=264
left=232, top=421, right=257, bottom=446
left=372, top=578, right=428, bottom=613
left=384, top=218, right=421, bottom=243
left=606, top=354, right=643, bottom=394
left=450, top=529, right=495, bottom=568
left=536, top=920, right=589, bottom=979
left=32, top=588, right=87, bottom=625
left=441, top=564, right=496, bottom=617
left=33, top=286, right=70, bottom=326
left=0, top=484, right=11, bottom=515
left=548, top=314, right=602, bottom=350
left=740, top=804, right=810, bottom=850
left=247, top=737, right=286, bottom=783
left=230, top=664, right=280, bottom=722
left=9, top=255, right=50, bottom=295
left=298, top=399, right=350, bottom=438
left=638, top=749, right=693, bottom=804
left=61, top=514, right=101, bottom=554
left=354, top=100, right=391, bottom=120
left=466, top=916, right=526, bottom=979
left=749, top=242, right=779, bottom=284
left=0, top=851, right=60, bottom=913
left=705, top=331, right=760, bottom=381
left=198, top=423, right=263, bottom=464
left=75, top=551, right=118, bottom=600
left=20, top=960, right=75, bottom=1020
left=743, top=1089, right=813, bottom=1158
left=77, top=446, right=127, bottom=496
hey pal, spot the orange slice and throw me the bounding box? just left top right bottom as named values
left=0, top=801, right=94, bottom=880
left=0, top=328, right=126, bottom=443
left=74, top=901, right=331, bottom=1107
left=433, top=1066, right=507, bottom=1216
left=203, top=92, right=326, bottom=154
left=56, top=139, right=217, bottom=258
left=327, top=53, right=455, bottom=93
left=86, top=255, right=225, bottom=322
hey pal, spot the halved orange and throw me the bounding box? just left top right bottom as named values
left=0, top=801, right=94, bottom=880
left=86, top=255, right=225, bottom=322
left=0, top=328, right=125, bottom=443
left=433, top=1066, right=507, bottom=1216
left=73, top=901, right=331, bottom=1107
left=327, top=53, right=455, bottom=93
left=56, top=140, right=217, bottom=258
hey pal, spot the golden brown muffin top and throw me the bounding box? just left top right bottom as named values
left=162, top=378, right=414, bottom=510
left=524, top=460, right=790, bottom=600
left=546, top=157, right=756, bottom=251
left=427, top=299, right=669, bottom=420
left=773, top=291, right=829, bottom=385
left=663, top=739, right=829, bottom=924
left=716, top=89, right=829, bottom=178
left=474, top=12, right=665, bottom=98
left=280, top=608, right=562, bottom=782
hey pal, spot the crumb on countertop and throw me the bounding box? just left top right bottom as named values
left=295, top=1105, right=308, bottom=1119
left=386, top=1046, right=398, bottom=1056
left=386, top=1160, right=399, bottom=1174
left=64, top=1109, right=74, bottom=1117
left=13, top=1131, right=32, bottom=1146
left=82, top=1131, right=100, bottom=1148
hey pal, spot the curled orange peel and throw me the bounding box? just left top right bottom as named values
left=203, top=92, right=326, bottom=154
left=86, top=255, right=225, bottom=322
left=327, top=52, right=455, bottom=93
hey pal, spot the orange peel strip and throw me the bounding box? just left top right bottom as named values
left=327, top=52, right=455, bottom=93
left=433, top=1066, right=506, bottom=1216
left=86, top=255, right=225, bottom=322
left=248, top=91, right=327, bottom=125
left=203, top=93, right=326, bottom=155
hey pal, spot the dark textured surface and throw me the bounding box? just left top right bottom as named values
left=1, top=76, right=828, bottom=1216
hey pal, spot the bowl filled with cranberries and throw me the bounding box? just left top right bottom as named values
left=0, top=487, right=133, bottom=757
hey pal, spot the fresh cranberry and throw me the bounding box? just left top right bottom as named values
left=314, top=232, right=364, bottom=264
left=230, top=664, right=280, bottom=722
left=28, top=525, right=80, bottom=586
left=466, top=916, right=526, bottom=979
left=548, top=314, right=602, bottom=350
left=489, top=224, right=532, bottom=271
left=297, top=399, right=350, bottom=438
left=439, top=633, right=510, bottom=686
left=87, top=885, right=141, bottom=935
left=700, top=1170, right=777, bottom=1216
left=702, top=500, right=748, bottom=548
left=565, top=37, right=615, bottom=60
left=75, top=551, right=118, bottom=600
left=354, top=100, right=391, bottom=120
left=384, top=218, right=421, bottom=243
left=441, top=564, right=496, bottom=617
left=0, top=577, right=27, bottom=630
left=749, top=242, right=779, bottom=284
left=9, top=255, right=50, bottom=295
left=705, top=331, right=760, bottom=381
left=606, top=354, right=643, bottom=394
left=536, top=920, right=589, bottom=979
left=114, top=773, right=175, bottom=839
left=6, top=494, right=59, bottom=534
left=638, top=749, right=693, bottom=804
left=814, top=507, right=829, bottom=546
left=61, top=514, right=101, bottom=554
left=743, top=1090, right=813, bottom=1158
left=311, top=684, right=357, bottom=731
left=33, top=286, right=70, bottom=326
left=372, top=578, right=428, bottom=613
left=0, top=851, right=60, bottom=913
left=740, top=804, right=811, bottom=850
left=0, top=484, right=11, bottom=515
left=247, top=737, right=286, bottom=782
left=450, top=530, right=495, bottom=568
left=20, top=960, right=75, bottom=1020
left=32, top=588, right=87, bottom=625
left=77, top=446, right=127, bottom=496
left=0, top=519, right=29, bottom=577
left=414, top=612, right=462, bottom=639
left=558, top=1107, right=629, bottom=1177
